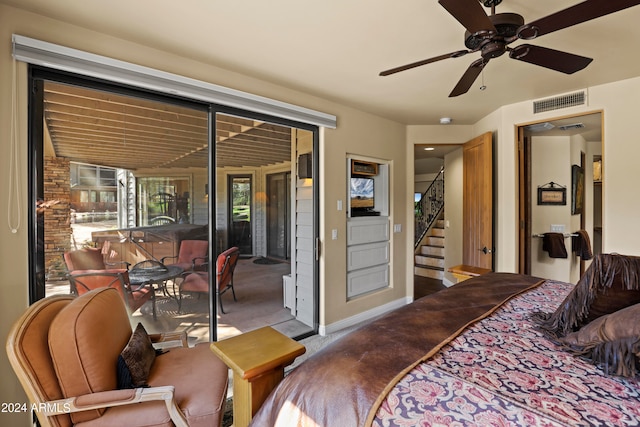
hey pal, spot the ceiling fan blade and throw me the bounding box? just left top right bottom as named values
left=449, top=58, right=486, bottom=97
left=526, top=0, right=640, bottom=38
left=509, top=44, right=593, bottom=74
left=379, top=50, right=469, bottom=76
left=439, top=0, right=497, bottom=34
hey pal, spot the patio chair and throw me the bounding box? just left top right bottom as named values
left=178, top=246, right=240, bottom=314
left=68, top=269, right=157, bottom=320
left=161, top=239, right=208, bottom=272
left=64, top=245, right=130, bottom=271
left=6, top=287, right=229, bottom=427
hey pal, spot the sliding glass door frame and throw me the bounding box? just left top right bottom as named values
left=27, top=66, right=320, bottom=341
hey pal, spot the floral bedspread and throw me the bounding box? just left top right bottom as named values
left=373, top=280, right=640, bottom=426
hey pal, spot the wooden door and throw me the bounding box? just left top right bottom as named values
left=463, top=132, right=493, bottom=269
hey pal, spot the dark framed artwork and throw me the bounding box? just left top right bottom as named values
left=571, top=164, right=585, bottom=215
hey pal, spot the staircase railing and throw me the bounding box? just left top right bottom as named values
left=415, top=167, right=444, bottom=249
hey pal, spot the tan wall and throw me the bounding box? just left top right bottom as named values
left=408, top=78, right=640, bottom=275
left=321, top=109, right=406, bottom=325
left=0, top=5, right=407, bottom=420
left=474, top=77, right=640, bottom=271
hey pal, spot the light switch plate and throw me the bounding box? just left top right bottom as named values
left=393, top=224, right=402, bottom=233
left=550, top=224, right=565, bottom=233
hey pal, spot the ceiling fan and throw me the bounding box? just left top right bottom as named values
left=380, top=0, right=640, bottom=97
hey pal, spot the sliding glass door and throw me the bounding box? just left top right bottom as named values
left=28, top=67, right=319, bottom=343
left=29, top=68, right=212, bottom=340
left=213, top=112, right=317, bottom=339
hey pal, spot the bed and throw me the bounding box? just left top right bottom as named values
left=250, top=256, right=640, bottom=427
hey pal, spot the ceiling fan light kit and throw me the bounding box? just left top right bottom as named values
left=379, top=0, right=640, bottom=97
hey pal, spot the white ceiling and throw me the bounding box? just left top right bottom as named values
left=4, top=0, right=640, bottom=126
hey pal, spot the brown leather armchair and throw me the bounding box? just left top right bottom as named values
left=6, top=288, right=229, bottom=427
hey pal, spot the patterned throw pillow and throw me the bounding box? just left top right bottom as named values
left=561, top=303, right=640, bottom=377
left=117, top=323, right=156, bottom=389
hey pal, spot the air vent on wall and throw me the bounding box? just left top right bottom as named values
left=533, top=91, right=586, bottom=114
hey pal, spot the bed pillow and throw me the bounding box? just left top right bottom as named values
left=534, top=253, right=640, bottom=337
left=560, top=303, right=640, bottom=377
left=117, top=323, right=156, bottom=389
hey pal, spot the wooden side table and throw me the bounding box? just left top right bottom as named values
left=210, top=326, right=306, bottom=427
left=448, top=264, right=491, bottom=283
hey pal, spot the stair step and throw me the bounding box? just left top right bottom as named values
left=414, top=265, right=444, bottom=279
left=420, top=245, right=445, bottom=257
left=429, top=228, right=444, bottom=237
left=434, top=219, right=445, bottom=229
left=414, top=255, right=444, bottom=269
left=425, top=236, right=444, bottom=246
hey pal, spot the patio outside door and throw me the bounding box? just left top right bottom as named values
left=267, top=172, right=291, bottom=260
left=228, top=175, right=253, bottom=255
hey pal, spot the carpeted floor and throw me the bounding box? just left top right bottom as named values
left=220, top=321, right=369, bottom=426
left=218, top=277, right=448, bottom=426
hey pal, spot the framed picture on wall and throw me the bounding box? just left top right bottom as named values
left=537, top=182, right=566, bottom=205
left=571, top=164, right=585, bottom=215
left=538, top=187, right=566, bottom=205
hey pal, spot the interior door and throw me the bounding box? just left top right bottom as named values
left=463, top=132, right=494, bottom=269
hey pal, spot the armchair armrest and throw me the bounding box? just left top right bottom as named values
left=191, top=256, right=208, bottom=271
left=41, top=386, right=188, bottom=427
left=160, top=255, right=178, bottom=264
left=105, top=261, right=131, bottom=270
left=149, top=330, right=189, bottom=348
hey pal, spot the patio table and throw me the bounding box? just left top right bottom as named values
left=128, top=263, right=184, bottom=299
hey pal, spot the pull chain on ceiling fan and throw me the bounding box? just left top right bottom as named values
left=380, top=0, right=640, bottom=97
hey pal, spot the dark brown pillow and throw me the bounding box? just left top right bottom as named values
left=560, top=303, right=640, bottom=377
left=117, top=323, right=156, bottom=389
left=534, top=253, right=640, bottom=337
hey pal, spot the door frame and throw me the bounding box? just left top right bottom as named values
left=516, top=110, right=604, bottom=275
left=27, top=66, right=321, bottom=341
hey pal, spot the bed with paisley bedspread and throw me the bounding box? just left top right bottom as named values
left=251, top=255, right=640, bottom=427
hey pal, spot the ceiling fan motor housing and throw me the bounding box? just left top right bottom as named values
left=464, top=12, right=525, bottom=50
left=481, top=0, right=502, bottom=7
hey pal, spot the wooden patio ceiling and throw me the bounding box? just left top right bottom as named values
left=43, top=82, right=292, bottom=171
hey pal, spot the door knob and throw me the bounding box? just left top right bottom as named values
left=479, top=246, right=492, bottom=254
